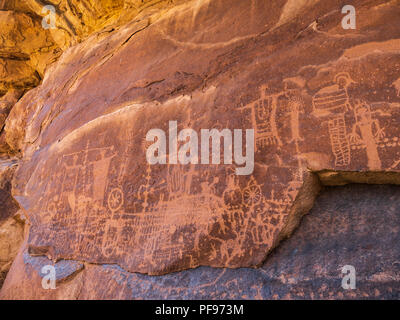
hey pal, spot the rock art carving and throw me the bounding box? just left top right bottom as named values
left=1, top=0, right=399, bottom=282
left=285, top=87, right=304, bottom=145
left=3, top=184, right=400, bottom=300
left=240, top=85, right=282, bottom=150
left=350, top=101, right=384, bottom=170
left=312, top=73, right=355, bottom=167
left=19, top=67, right=400, bottom=276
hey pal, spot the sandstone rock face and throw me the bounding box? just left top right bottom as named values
left=0, top=1, right=61, bottom=154
left=1, top=184, right=399, bottom=299
left=0, top=160, right=23, bottom=288
left=23, top=0, right=124, bottom=50
left=0, top=0, right=400, bottom=298
left=0, top=161, right=19, bottom=224
left=0, top=90, right=23, bottom=130
left=0, top=7, right=58, bottom=86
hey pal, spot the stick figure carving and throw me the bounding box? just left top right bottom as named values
left=23, top=57, right=400, bottom=276
left=349, top=100, right=384, bottom=170
left=223, top=172, right=243, bottom=210
left=283, top=77, right=306, bottom=144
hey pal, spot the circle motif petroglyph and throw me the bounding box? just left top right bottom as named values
left=243, top=183, right=262, bottom=207
left=107, top=187, right=124, bottom=211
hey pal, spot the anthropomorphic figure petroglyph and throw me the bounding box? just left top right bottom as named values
left=240, top=85, right=283, bottom=150
left=350, top=100, right=384, bottom=170
left=223, top=172, right=243, bottom=210
left=312, top=73, right=356, bottom=167
left=283, top=77, right=306, bottom=145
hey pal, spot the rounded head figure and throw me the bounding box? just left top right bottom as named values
left=334, top=72, right=356, bottom=89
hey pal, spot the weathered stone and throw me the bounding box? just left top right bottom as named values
left=0, top=246, right=85, bottom=299
left=7, top=0, right=400, bottom=276
left=0, top=160, right=23, bottom=289
left=2, top=184, right=399, bottom=299
left=0, top=9, right=58, bottom=84
left=0, top=0, right=400, bottom=299
left=0, top=90, right=23, bottom=131
left=23, top=0, right=125, bottom=50
left=0, top=218, right=24, bottom=288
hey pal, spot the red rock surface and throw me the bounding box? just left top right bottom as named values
left=0, top=160, right=23, bottom=288
left=1, top=184, right=399, bottom=299
left=0, top=0, right=400, bottom=299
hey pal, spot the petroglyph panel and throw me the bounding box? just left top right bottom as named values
left=21, top=65, right=400, bottom=275
left=24, top=94, right=305, bottom=274
left=7, top=0, right=400, bottom=276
